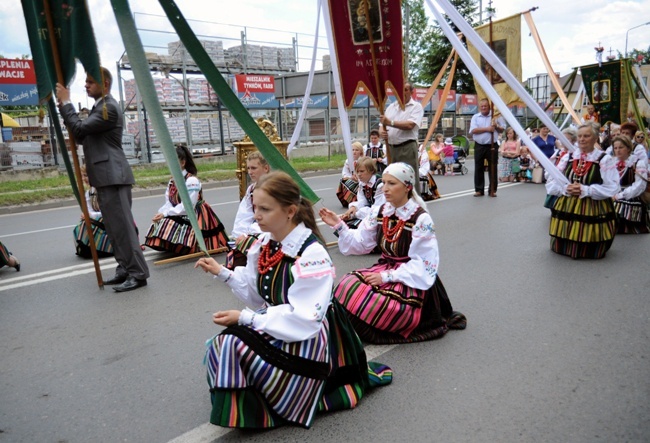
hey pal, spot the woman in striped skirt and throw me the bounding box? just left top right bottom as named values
left=335, top=142, right=363, bottom=208
left=611, top=136, right=650, bottom=234
left=73, top=167, right=114, bottom=258
left=145, top=145, right=228, bottom=255
left=320, top=163, right=466, bottom=344
left=195, top=171, right=392, bottom=429
left=546, top=124, right=619, bottom=258
left=0, top=240, right=20, bottom=272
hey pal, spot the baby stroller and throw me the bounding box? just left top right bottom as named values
left=451, top=135, right=469, bottom=175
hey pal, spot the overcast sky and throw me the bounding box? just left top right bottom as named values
left=1, top=0, right=648, bottom=107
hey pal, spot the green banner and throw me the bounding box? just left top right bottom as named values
left=157, top=0, right=320, bottom=204
left=581, top=60, right=628, bottom=125
left=21, top=0, right=102, bottom=104
left=110, top=0, right=208, bottom=254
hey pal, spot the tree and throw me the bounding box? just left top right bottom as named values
left=619, top=45, right=650, bottom=65
left=404, top=0, right=478, bottom=93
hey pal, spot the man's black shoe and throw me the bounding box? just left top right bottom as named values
left=113, top=277, right=147, bottom=292
left=103, top=274, right=128, bottom=285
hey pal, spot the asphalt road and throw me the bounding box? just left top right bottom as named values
left=1, top=164, right=648, bottom=443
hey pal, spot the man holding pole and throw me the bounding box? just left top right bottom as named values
left=379, top=82, right=424, bottom=184
left=470, top=98, right=504, bottom=197
left=56, top=67, right=149, bottom=292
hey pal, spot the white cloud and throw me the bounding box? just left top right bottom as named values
left=1, top=0, right=648, bottom=107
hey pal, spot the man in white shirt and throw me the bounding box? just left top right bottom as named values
left=469, top=99, right=504, bottom=197
left=379, top=82, right=424, bottom=183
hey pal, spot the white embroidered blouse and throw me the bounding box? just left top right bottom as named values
left=349, top=175, right=385, bottom=220
left=334, top=199, right=439, bottom=290
left=546, top=150, right=620, bottom=199
left=157, top=170, right=201, bottom=216
left=216, top=223, right=335, bottom=343
left=231, top=183, right=261, bottom=238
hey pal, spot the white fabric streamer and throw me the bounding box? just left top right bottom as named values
left=321, top=0, right=356, bottom=169
left=287, top=0, right=321, bottom=156
left=426, top=0, right=570, bottom=185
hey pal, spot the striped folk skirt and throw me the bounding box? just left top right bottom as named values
left=334, top=262, right=466, bottom=344
left=336, top=178, right=359, bottom=208
left=549, top=195, right=617, bottom=259
left=614, top=197, right=650, bottom=234
left=0, top=241, right=11, bottom=268
left=73, top=216, right=114, bottom=258
left=420, top=172, right=441, bottom=201
left=145, top=202, right=228, bottom=255
left=224, top=234, right=259, bottom=270
left=204, top=300, right=392, bottom=429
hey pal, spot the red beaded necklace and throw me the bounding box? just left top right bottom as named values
left=258, top=242, right=284, bottom=274
left=382, top=216, right=406, bottom=243
left=572, top=153, right=592, bottom=178
left=616, top=160, right=627, bottom=177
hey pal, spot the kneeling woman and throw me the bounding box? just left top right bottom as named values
left=611, top=135, right=650, bottom=234
left=195, top=171, right=391, bottom=429
left=145, top=145, right=228, bottom=255
left=73, top=167, right=114, bottom=258
left=340, top=156, right=384, bottom=229
left=320, top=163, right=466, bottom=344
left=546, top=124, right=619, bottom=258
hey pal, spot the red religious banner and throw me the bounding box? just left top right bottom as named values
left=0, top=59, right=37, bottom=84
left=326, top=0, right=404, bottom=111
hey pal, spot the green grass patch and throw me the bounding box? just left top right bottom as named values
left=0, top=153, right=347, bottom=207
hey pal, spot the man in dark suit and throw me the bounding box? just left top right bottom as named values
left=56, top=67, right=149, bottom=292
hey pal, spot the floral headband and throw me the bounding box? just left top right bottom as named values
left=383, top=162, right=415, bottom=190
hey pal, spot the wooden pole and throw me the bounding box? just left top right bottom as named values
left=154, top=247, right=228, bottom=266
left=44, top=0, right=104, bottom=289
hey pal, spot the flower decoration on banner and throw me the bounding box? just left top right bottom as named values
left=595, top=44, right=604, bottom=67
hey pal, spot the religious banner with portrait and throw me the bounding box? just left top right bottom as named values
left=580, top=60, right=630, bottom=125
left=467, top=13, right=522, bottom=107
left=325, top=0, right=405, bottom=111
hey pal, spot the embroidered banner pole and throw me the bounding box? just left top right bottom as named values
left=523, top=11, right=581, bottom=125
left=325, top=0, right=405, bottom=111
left=21, top=0, right=105, bottom=287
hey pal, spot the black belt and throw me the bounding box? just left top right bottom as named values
left=391, top=139, right=416, bottom=147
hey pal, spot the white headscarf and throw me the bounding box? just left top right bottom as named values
left=383, top=162, right=429, bottom=213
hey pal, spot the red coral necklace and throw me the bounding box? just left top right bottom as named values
left=382, top=216, right=406, bottom=243
left=258, top=242, right=284, bottom=274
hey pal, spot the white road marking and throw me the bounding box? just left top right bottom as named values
left=166, top=344, right=398, bottom=443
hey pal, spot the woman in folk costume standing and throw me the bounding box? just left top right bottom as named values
left=320, top=163, right=466, bottom=344
left=611, top=136, right=650, bottom=234
left=195, top=171, right=392, bottom=429
left=145, top=145, right=228, bottom=255
left=546, top=124, right=619, bottom=258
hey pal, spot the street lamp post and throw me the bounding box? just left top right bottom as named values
left=625, top=22, right=650, bottom=58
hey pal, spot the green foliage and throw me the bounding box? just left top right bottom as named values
left=404, top=0, right=478, bottom=93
